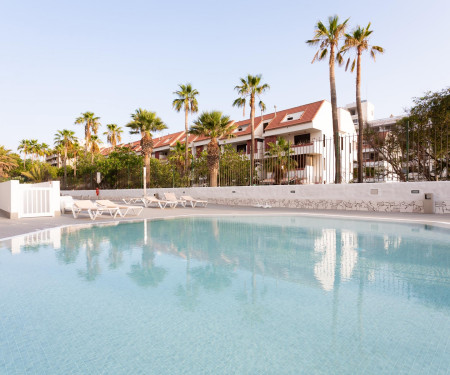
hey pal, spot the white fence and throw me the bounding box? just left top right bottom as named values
left=0, top=180, right=60, bottom=219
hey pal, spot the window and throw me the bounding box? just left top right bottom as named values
left=282, top=111, right=304, bottom=122
left=263, top=122, right=270, bottom=130
left=294, top=133, right=310, bottom=145
left=236, top=144, right=247, bottom=153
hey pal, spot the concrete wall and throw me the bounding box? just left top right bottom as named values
left=62, top=181, right=450, bottom=214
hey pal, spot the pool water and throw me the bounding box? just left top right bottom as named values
left=1, top=216, right=449, bottom=374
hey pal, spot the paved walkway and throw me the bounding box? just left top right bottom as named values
left=1, top=204, right=450, bottom=240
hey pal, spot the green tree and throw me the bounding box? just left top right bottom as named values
left=75, top=112, right=101, bottom=155
left=103, top=124, right=123, bottom=148
left=307, top=15, right=349, bottom=183
left=265, top=137, right=297, bottom=184
left=365, top=88, right=450, bottom=181
left=173, top=83, right=199, bottom=174
left=342, top=23, right=384, bottom=183
left=218, top=144, right=251, bottom=186
left=0, top=146, right=18, bottom=180
left=189, top=111, right=236, bottom=187
left=126, top=109, right=167, bottom=187
left=54, top=129, right=77, bottom=187
left=233, top=75, right=270, bottom=184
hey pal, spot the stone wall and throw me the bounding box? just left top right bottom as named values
left=62, top=181, right=450, bottom=214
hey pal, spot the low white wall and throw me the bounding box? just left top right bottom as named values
left=62, top=181, right=450, bottom=214
left=0, top=180, right=61, bottom=219
left=0, top=180, right=20, bottom=218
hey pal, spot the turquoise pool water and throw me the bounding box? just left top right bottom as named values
left=0, top=216, right=449, bottom=374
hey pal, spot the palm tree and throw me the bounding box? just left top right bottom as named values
left=103, top=124, right=123, bottom=148
left=169, top=141, right=190, bottom=175
left=342, top=23, right=384, bottom=183
left=0, top=146, right=18, bottom=179
left=307, top=15, right=349, bottom=183
left=264, top=137, right=297, bottom=184
left=21, top=164, right=47, bottom=183
left=17, top=139, right=32, bottom=168
left=54, top=129, right=77, bottom=187
left=189, top=111, right=236, bottom=187
left=39, top=143, right=50, bottom=162
left=233, top=74, right=270, bottom=184
left=69, top=140, right=82, bottom=177
left=172, top=83, right=199, bottom=174
left=29, top=139, right=39, bottom=161
left=126, top=109, right=167, bottom=187
left=89, top=135, right=103, bottom=163
left=75, top=112, right=101, bottom=155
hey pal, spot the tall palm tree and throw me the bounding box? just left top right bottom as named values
left=29, top=139, right=39, bottom=161
left=0, top=146, right=18, bottom=179
left=75, top=112, right=101, bottom=155
left=89, top=135, right=103, bottom=163
left=69, top=140, right=82, bottom=177
left=233, top=74, right=269, bottom=184
left=17, top=139, right=32, bottom=168
left=172, top=83, right=199, bottom=174
left=342, top=23, right=384, bottom=183
left=103, top=124, right=123, bottom=148
left=54, top=129, right=77, bottom=187
left=126, top=109, right=167, bottom=187
left=189, top=111, right=236, bottom=187
left=307, top=15, right=349, bottom=183
left=39, top=143, right=50, bottom=162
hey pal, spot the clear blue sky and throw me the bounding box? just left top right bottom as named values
left=1, top=0, right=449, bottom=151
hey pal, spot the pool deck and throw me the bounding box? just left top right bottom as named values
left=1, top=204, right=450, bottom=240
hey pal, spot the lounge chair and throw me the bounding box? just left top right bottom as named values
left=180, top=195, right=208, bottom=208
left=72, top=200, right=120, bottom=220
left=96, top=200, right=143, bottom=217
left=122, top=197, right=145, bottom=205
left=163, top=192, right=186, bottom=208
left=60, top=195, right=75, bottom=213
left=142, top=195, right=177, bottom=209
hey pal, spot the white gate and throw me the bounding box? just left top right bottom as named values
left=20, top=187, right=52, bottom=218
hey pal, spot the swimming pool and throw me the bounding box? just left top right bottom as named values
left=1, top=216, right=449, bottom=374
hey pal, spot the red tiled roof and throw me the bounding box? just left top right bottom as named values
left=264, top=100, right=325, bottom=131
left=153, top=131, right=184, bottom=148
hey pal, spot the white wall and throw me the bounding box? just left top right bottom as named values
left=62, top=181, right=450, bottom=214
left=0, top=180, right=60, bottom=219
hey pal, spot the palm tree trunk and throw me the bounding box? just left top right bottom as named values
left=207, top=139, right=219, bottom=187
left=63, top=148, right=68, bottom=188
left=250, top=94, right=255, bottom=185
left=23, top=152, right=26, bottom=168
left=329, top=45, right=341, bottom=184
left=356, top=48, right=364, bottom=183
left=184, top=106, right=189, bottom=176
left=145, top=154, right=151, bottom=187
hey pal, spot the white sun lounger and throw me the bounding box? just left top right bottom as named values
left=122, top=197, right=145, bottom=205
left=180, top=195, right=208, bottom=208
left=163, top=193, right=186, bottom=208
left=142, top=195, right=177, bottom=209
left=72, top=200, right=120, bottom=220
left=96, top=200, right=143, bottom=217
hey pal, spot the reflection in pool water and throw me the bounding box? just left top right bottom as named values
left=1, top=216, right=449, bottom=374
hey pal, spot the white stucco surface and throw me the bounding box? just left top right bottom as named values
left=62, top=181, right=450, bottom=214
